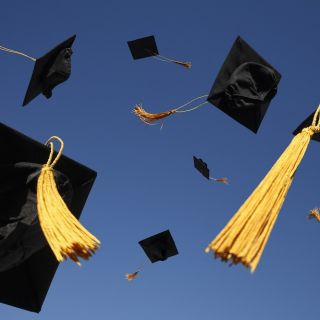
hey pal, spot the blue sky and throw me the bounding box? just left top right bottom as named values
left=1, top=0, right=320, bottom=319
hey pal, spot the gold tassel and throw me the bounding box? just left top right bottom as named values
left=125, top=271, right=140, bottom=281
left=37, top=136, right=100, bottom=265
left=205, top=106, right=320, bottom=272
left=308, top=208, right=320, bottom=222
left=133, top=104, right=177, bottom=123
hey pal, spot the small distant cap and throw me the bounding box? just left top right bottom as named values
left=207, top=36, right=281, bottom=133
left=22, top=34, right=76, bottom=107
left=139, top=230, right=178, bottom=263
left=127, top=35, right=159, bottom=60
left=193, top=156, right=210, bottom=179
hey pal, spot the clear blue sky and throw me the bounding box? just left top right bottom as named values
left=1, top=0, right=320, bottom=319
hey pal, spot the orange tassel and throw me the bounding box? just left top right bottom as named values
left=133, top=104, right=177, bottom=123
left=125, top=271, right=139, bottom=281
left=308, top=208, right=320, bottom=222
left=212, top=177, right=229, bottom=185
left=172, top=60, right=192, bottom=69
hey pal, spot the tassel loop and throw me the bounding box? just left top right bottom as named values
left=44, top=136, right=64, bottom=168
left=312, top=106, right=320, bottom=126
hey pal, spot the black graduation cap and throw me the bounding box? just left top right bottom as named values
left=0, top=122, right=97, bottom=313
left=127, top=35, right=191, bottom=69
left=193, top=156, right=210, bottom=179
left=127, top=35, right=159, bottom=59
left=192, top=156, right=229, bottom=184
left=22, top=34, right=76, bottom=107
left=207, top=36, right=281, bottom=133
left=139, top=230, right=178, bottom=263
left=292, top=111, right=320, bottom=142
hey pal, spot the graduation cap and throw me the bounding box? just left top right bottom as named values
left=139, top=230, right=178, bottom=262
left=127, top=35, right=191, bottom=68
left=125, top=230, right=178, bottom=281
left=22, top=35, right=76, bottom=106
left=205, top=105, right=320, bottom=272
left=133, top=36, right=281, bottom=133
left=0, top=122, right=99, bottom=312
left=207, top=36, right=281, bottom=133
left=293, top=110, right=320, bottom=142
left=193, top=156, right=228, bottom=184
left=0, top=35, right=76, bottom=106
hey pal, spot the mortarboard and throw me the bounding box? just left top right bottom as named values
left=22, top=35, right=76, bottom=106
left=207, top=36, right=281, bottom=133
left=139, top=230, right=178, bottom=263
left=127, top=35, right=191, bottom=68
left=193, top=156, right=210, bottom=179
left=292, top=110, right=320, bottom=142
left=0, top=35, right=76, bottom=106
left=126, top=230, right=178, bottom=280
left=193, top=156, right=228, bottom=184
left=133, top=36, right=281, bottom=133
left=0, top=122, right=98, bottom=312
left=127, top=35, right=159, bottom=59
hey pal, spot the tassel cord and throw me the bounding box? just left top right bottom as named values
left=173, top=94, right=208, bottom=112
left=0, top=45, right=36, bottom=61
left=175, top=101, right=209, bottom=113
left=147, top=50, right=191, bottom=68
